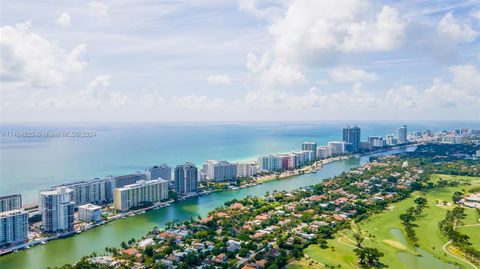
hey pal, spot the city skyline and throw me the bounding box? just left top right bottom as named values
left=1, top=1, right=479, bottom=267
left=1, top=1, right=480, bottom=122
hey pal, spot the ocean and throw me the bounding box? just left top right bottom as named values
left=0, top=121, right=478, bottom=204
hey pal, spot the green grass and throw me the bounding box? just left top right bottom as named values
left=457, top=225, right=480, bottom=247
left=303, top=240, right=358, bottom=268
left=285, top=260, right=323, bottom=269
left=290, top=174, right=480, bottom=269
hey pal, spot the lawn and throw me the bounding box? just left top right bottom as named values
left=288, top=174, right=480, bottom=269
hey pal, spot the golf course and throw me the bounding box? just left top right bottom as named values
left=287, top=174, right=480, bottom=269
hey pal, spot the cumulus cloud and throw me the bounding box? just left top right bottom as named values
left=269, top=1, right=406, bottom=64
left=172, top=95, right=226, bottom=110
left=246, top=52, right=305, bottom=90
left=55, top=12, right=71, bottom=27
left=238, top=0, right=283, bottom=20
left=242, top=0, right=404, bottom=93
left=245, top=82, right=378, bottom=111
left=85, top=75, right=110, bottom=98
left=386, top=85, right=421, bottom=109
left=88, top=1, right=108, bottom=17
left=472, top=10, right=480, bottom=21
left=386, top=64, right=480, bottom=110
left=25, top=75, right=133, bottom=110
left=437, top=12, right=478, bottom=43
left=206, top=74, right=231, bottom=85
left=329, top=66, right=378, bottom=82
left=0, top=21, right=86, bottom=88
left=244, top=64, right=480, bottom=114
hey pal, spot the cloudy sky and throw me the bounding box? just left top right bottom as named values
left=1, top=0, right=479, bottom=122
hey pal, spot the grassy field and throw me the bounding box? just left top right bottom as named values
left=289, top=174, right=480, bottom=269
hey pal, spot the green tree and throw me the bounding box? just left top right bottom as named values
left=353, top=247, right=384, bottom=267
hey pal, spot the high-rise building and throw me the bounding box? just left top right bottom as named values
left=145, top=164, right=172, bottom=181
left=277, top=154, right=291, bottom=170
left=114, top=173, right=146, bottom=188
left=343, top=125, right=361, bottom=152
left=113, top=179, right=168, bottom=211
left=203, top=160, right=237, bottom=181
left=442, top=135, right=466, bottom=144
left=51, top=178, right=109, bottom=207
left=368, top=136, right=386, bottom=148
left=103, top=176, right=116, bottom=202
left=397, top=125, right=408, bottom=144
left=316, top=146, right=329, bottom=159
left=385, top=134, right=397, bottom=146
left=302, top=142, right=317, bottom=160
left=327, top=141, right=346, bottom=155
left=39, top=187, right=75, bottom=233
left=258, top=155, right=281, bottom=171
left=236, top=163, right=257, bottom=178
left=0, top=194, right=22, bottom=213
left=174, top=163, right=198, bottom=195
left=0, top=209, right=28, bottom=247
left=296, top=151, right=313, bottom=164
left=360, top=141, right=372, bottom=151
left=258, top=150, right=314, bottom=172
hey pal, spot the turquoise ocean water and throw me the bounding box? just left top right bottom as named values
left=1, top=121, right=478, bottom=203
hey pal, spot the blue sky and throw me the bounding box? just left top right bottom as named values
left=1, top=0, right=479, bottom=122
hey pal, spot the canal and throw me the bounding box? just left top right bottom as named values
left=0, top=148, right=413, bottom=269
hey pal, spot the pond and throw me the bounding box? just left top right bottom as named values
left=391, top=228, right=461, bottom=269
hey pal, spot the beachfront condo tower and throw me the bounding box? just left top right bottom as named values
left=342, top=125, right=361, bottom=153
left=113, top=179, right=168, bottom=211
left=174, top=163, right=198, bottom=195
left=39, top=187, right=75, bottom=233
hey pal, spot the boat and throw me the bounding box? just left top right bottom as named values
left=40, top=241, right=46, bottom=245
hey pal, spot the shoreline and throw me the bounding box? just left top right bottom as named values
left=0, top=144, right=416, bottom=257
left=0, top=155, right=352, bottom=256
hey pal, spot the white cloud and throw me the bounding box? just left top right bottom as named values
left=0, top=21, right=86, bottom=88
left=329, top=66, right=378, bottom=82
left=55, top=12, right=71, bottom=27
left=246, top=52, right=305, bottom=90
left=85, top=75, right=110, bottom=98
left=269, top=1, right=406, bottom=64
left=25, top=75, right=132, bottom=110
left=245, top=64, right=480, bottom=114
left=342, top=6, right=406, bottom=52
left=238, top=0, right=283, bottom=20
left=141, top=90, right=166, bottom=107
left=245, top=83, right=378, bottom=111
left=242, top=0, right=404, bottom=94
left=387, top=64, right=480, bottom=109
left=386, top=85, right=421, bottom=109
left=172, top=95, right=226, bottom=110
left=109, top=91, right=131, bottom=107
left=88, top=1, right=108, bottom=17
left=437, top=12, right=478, bottom=43
left=206, top=74, right=231, bottom=85
left=472, top=10, right=480, bottom=21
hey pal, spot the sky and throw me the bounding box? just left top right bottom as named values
left=0, top=0, right=479, bottom=122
